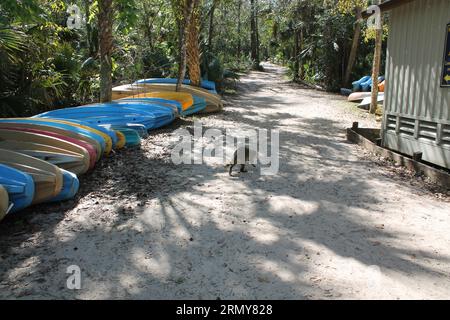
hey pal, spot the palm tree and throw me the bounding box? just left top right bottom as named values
left=0, top=27, right=26, bottom=116
left=187, top=1, right=201, bottom=87
left=174, top=0, right=199, bottom=91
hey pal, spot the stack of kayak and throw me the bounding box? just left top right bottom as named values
left=0, top=77, right=223, bottom=221
left=133, top=78, right=218, bottom=94
left=340, top=75, right=385, bottom=108
left=0, top=117, right=114, bottom=219
left=112, top=78, right=223, bottom=114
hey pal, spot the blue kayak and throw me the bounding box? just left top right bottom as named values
left=0, top=164, right=35, bottom=213
left=117, top=98, right=183, bottom=115
left=361, top=77, right=384, bottom=92
left=361, top=78, right=372, bottom=92
left=0, top=118, right=107, bottom=154
left=35, top=106, right=160, bottom=130
left=48, top=169, right=79, bottom=202
left=353, top=75, right=385, bottom=92
left=181, top=96, right=207, bottom=116
left=90, top=102, right=175, bottom=129
left=63, top=102, right=175, bottom=129
left=352, top=76, right=371, bottom=92
left=89, top=101, right=176, bottom=118
left=134, top=78, right=217, bottom=93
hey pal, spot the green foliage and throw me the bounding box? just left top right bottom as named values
left=0, top=0, right=389, bottom=117
left=263, top=0, right=387, bottom=91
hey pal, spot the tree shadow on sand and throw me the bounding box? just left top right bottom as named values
left=0, top=66, right=449, bottom=299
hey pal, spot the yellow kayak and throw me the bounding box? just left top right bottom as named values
left=112, top=83, right=222, bottom=113
left=133, top=92, right=194, bottom=111
left=115, top=130, right=126, bottom=149
left=28, top=118, right=113, bottom=156
left=0, top=149, right=63, bottom=204
left=0, top=129, right=90, bottom=175
left=0, top=121, right=103, bottom=162
left=0, top=140, right=89, bottom=176
left=0, top=185, right=9, bottom=222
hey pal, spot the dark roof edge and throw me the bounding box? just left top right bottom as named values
left=362, top=0, right=417, bottom=19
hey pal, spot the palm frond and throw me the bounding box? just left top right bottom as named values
left=0, top=27, right=27, bottom=63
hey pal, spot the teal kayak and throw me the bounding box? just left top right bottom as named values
left=47, top=169, right=79, bottom=202
left=113, top=128, right=141, bottom=147
left=181, top=96, right=207, bottom=116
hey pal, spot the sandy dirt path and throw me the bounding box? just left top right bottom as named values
left=1, top=63, right=449, bottom=299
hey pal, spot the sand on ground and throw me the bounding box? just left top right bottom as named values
left=0, top=63, right=449, bottom=299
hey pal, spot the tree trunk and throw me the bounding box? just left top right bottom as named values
left=250, top=0, right=259, bottom=68
left=208, top=0, right=216, bottom=53
left=187, top=4, right=201, bottom=87
left=84, top=0, right=94, bottom=57
left=142, top=4, right=153, bottom=49
left=344, top=6, right=362, bottom=86
left=98, top=0, right=113, bottom=102
left=293, top=28, right=300, bottom=81
left=255, top=0, right=259, bottom=60
left=370, top=23, right=383, bottom=114
left=299, top=28, right=304, bottom=79
left=176, top=0, right=197, bottom=91
left=237, top=0, right=242, bottom=58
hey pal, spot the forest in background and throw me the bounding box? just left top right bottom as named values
left=0, top=0, right=387, bottom=117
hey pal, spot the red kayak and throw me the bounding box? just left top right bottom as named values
left=1, top=127, right=97, bottom=170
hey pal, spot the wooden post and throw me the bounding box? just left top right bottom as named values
left=376, top=138, right=382, bottom=146
left=413, top=152, right=423, bottom=162
left=369, top=0, right=382, bottom=114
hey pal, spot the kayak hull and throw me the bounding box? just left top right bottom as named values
left=115, top=128, right=141, bottom=146
left=181, top=96, right=207, bottom=116
left=28, top=118, right=113, bottom=154
left=0, top=119, right=105, bottom=159
left=117, top=98, right=182, bottom=116
left=84, top=102, right=176, bottom=129
left=112, top=83, right=222, bottom=112
left=0, top=164, right=35, bottom=213
left=0, top=128, right=92, bottom=174
left=123, top=92, right=193, bottom=111
left=35, top=106, right=159, bottom=131
left=0, top=185, right=9, bottom=221
left=48, top=169, right=79, bottom=202
left=348, top=92, right=372, bottom=102
left=134, top=78, right=217, bottom=93
left=0, top=149, right=63, bottom=205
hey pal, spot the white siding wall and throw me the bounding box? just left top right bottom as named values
left=383, top=0, right=450, bottom=168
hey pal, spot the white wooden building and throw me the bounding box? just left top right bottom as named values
left=377, top=0, right=450, bottom=168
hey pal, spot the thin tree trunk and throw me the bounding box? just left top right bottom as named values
left=208, top=0, right=216, bottom=53
left=299, top=28, right=304, bottom=79
left=293, top=28, right=300, bottom=81
left=176, top=0, right=197, bottom=91
left=143, top=5, right=153, bottom=49
left=250, top=0, right=259, bottom=68
left=98, top=0, right=113, bottom=102
left=84, top=0, right=94, bottom=56
left=370, top=16, right=383, bottom=114
left=237, top=0, right=242, bottom=58
left=255, top=0, right=259, bottom=60
left=344, top=6, right=362, bottom=86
